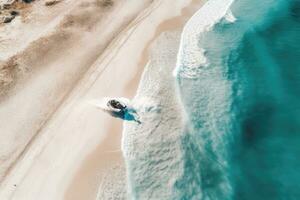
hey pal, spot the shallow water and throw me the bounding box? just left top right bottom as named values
left=175, top=0, right=300, bottom=199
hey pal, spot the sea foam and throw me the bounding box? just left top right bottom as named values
left=123, top=1, right=237, bottom=199
left=122, top=31, right=185, bottom=199
left=174, top=0, right=235, bottom=79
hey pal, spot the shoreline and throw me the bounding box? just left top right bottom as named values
left=126, top=0, right=205, bottom=95
left=65, top=0, right=205, bottom=199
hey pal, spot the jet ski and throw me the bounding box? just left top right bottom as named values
left=106, top=99, right=127, bottom=114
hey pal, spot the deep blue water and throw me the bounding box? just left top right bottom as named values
left=175, top=0, right=300, bottom=199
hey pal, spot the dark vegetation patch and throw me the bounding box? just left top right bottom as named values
left=0, top=58, right=19, bottom=97
left=0, top=0, right=33, bottom=24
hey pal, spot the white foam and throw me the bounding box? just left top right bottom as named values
left=122, top=32, right=185, bottom=199
left=174, top=0, right=235, bottom=78
left=225, top=10, right=237, bottom=23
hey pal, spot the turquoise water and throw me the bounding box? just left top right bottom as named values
left=175, top=0, right=300, bottom=199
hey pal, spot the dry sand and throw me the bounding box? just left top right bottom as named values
left=0, top=0, right=204, bottom=199
left=0, top=0, right=152, bottom=184
left=0, top=0, right=152, bottom=198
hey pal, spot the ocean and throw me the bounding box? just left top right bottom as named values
left=124, top=0, right=300, bottom=199
left=175, top=0, right=300, bottom=199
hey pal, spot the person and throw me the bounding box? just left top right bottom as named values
left=108, top=100, right=126, bottom=110
left=106, top=99, right=141, bottom=124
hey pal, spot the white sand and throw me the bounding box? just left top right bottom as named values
left=0, top=0, right=151, bottom=183
left=0, top=0, right=204, bottom=199
left=0, top=0, right=152, bottom=199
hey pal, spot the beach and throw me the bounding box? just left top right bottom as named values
left=0, top=0, right=204, bottom=199
left=1, top=0, right=299, bottom=199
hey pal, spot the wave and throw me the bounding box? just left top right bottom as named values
left=175, top=0, right=300, bottom=199
left=173, top=0, right=235, bottom=79
left=173, top=0, right=238, bottom=197
left=122, top=32, right=185, bottom=199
